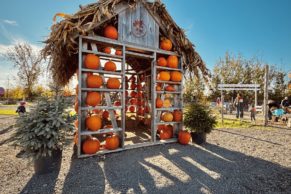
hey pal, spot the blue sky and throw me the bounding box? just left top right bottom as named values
left=0, top=0, right=291, bottom=87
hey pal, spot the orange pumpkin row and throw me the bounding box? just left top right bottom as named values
left=82, top=135, right=120, bottom=155
left=84, top=55, right=117, bottom=72
left=157, top=55, right=179, bottom=68
left=103, top=47, right=122, bottom=56
left=86, top=76, right=121, bottom=89
left=158, top=71, right=182, bottom=82
left=161, top=110, right=183, bottom=122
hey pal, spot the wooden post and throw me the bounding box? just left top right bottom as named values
left=264, top=65, right=269, bottom=126
left=255, top=83, right=258, bottom=107
left=221, top=89, right=224, bottom=125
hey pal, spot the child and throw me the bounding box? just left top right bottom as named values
left=16, top=101, right=26, bottom=115
left=250, top=104, right=256, bottom=122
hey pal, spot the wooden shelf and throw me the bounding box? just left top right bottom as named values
left=82, top=68, right=123, bottom=75
left=80, top=127, right=122, bottom=135
left=81, top=88, right=123, bottom=92
left=79, top=148, right=124, bottom=158
left=125, top=51, right=154, bottom=59
left=81, top=106, right=122, bottom=111
left=156, top=107, right=182, bottom=111
left=156, top=80, right=182, bottom=85
left=156, top=91, right=181, bottom=94
left=82, top=49, right=123, bottom=59
left=156, top=121, right=182, bottom=125
left=156, top=66, right=182, bottom=72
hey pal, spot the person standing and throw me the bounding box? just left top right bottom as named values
left=234, top=94, right=244, bottom=119
left=250, top=104, right=256, bottom=122
left=16, top=101, right=26, bottom=115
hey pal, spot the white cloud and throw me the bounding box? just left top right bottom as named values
left=3, top=19, right=18, bottom=26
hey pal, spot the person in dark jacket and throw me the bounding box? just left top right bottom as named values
left=16, top=101, right=26, bottom=115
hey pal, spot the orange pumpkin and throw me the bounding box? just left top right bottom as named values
left=130, top=76, right=136, bottom=82
left=160, top=126, right=173, bottom=140
left=87, top=74, right=103, bottom=88
left=173, top=110, right=183, bottom=121
left=104, top=61, right=116, bottom=72
left=144, top=106, right=150, bottom=113
left=157, top=124, right=165, bottom=133
left=165, top=85, right=175, bottom=92
left=130, top=91, right=137, bottom=98
left=156, top=85, right=162, bottom=91
left=86, top=92, right=101, bottom=106
left=137, top=91, right=143, bottom=98
left=156, top=98, right=163, bottom=108
left=130, top=83, right=137, bottom=90
left=114, top=101, right=121, bottom=106
left=163, top=99, right=172, bottom=108
left=162, top=112, right=173, bottom=122
left=84, top=54, right=100, bottom=69
left=102, top=110, right=109, bottom=119
left=137, top=84, right=142, bottom=90
left=167, top=55, right=179, bottom=68
left=130, top=98, right=137, bottom=105
left=178, top=130, right=191, bottom=145
left=129, top=105, right=135, bottom=113
left=105, top=135, right=120, bottom=150
left=158, top=71, right=171, bottom=81
left=115, top=50, right=122, bottom=56
left=170, top=71, right=182, bottom=82
left=104, top=25, right=118, bottom=40
left=137, top=107, right=144, bottom=115
left=107, top=78, right=121, bottom=89
left=86, top=115, right=102, bottom=131
left=82, top=137, right=100, bottom=154
left=157, top=57, right=167, bottom=67
left=160, top=38, right=172, bottom=51
left=104, top=47, right=111, bottom=54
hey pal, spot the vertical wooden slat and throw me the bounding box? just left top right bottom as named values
left=121, top=45, right=126, bottom=147
left=77, top=37, right=83, bottom=158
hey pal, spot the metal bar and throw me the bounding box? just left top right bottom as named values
left=264, top=65, right=269, bottom=126
left=77, top=36, right=83, bottom=158
left=156, top=107, right=183, bottom=111
left=156, top=121, right=182, bottom=125
left=156, top=66, right=183, bottom=72
left=121, top=44, right=126, bottom=148
left=151, top=57, right=157, bottom=142
left=221, top=89, right=224, bottom=125
left=82, top=49, right=123, bottom=59
left=82, top=68, right=123, bottom=75
left=81, top=35, right=124, bottom=46
left=80, top=128, right=123, bottom=135
left=156, top=91, right=181, bottom=94
left=156, top=80, right=181, bottom=85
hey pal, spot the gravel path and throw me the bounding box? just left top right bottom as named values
left=0, top=118, right=290, bottom=194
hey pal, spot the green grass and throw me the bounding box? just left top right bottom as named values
left=215, top=118, right=252, bottom=129
left=0, top=109, right=18, bottom=115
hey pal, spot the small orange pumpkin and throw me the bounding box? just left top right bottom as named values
left=167, top=55, right=179, bottom=68
left=102, top=110, right=109, bottom=119
left=144, top=106, right=150, bottom=113
left=163, top=99, right=172, bottom=108
left=131, top=83, right=137, bottom=90
left=157, top=57, right=167, bottom=67
left=130, top=98, right=137, bottom=105
left=156, top=85, right=162, bottom=91
left=104, top=25, right=118, bottom=40
left=156, top=98, right=163, bottom=108
left=162, top=112, right=173, bottom=122
left=130, top=91, right=137, bottom=98
left=165, top=85, right=175, bottom=92
left=178, top=130, right=191, bottom=145
left=105, top=135, right=120, bottom=150
left=82, top=137, right=100, bottom=154
left=170, top=71, right=182, bottom=82
left=86, top=115, right=102, bottom=131
left=158, top=71, right=171, bottom=81
left=104, top=47, right=111, bottom=54
left=107, top=78, right=121, bottom=89
left=160, top=38, right=172, bottom=51
left=115, top=50, right=122, bottom=56
left=173, top=110, right=183, bottom=121
left=104, top=61, right=116, bottom=72
left=129, top=106, right=135, bottom=113
left=86, top=92, right=101, bottom=106
left=137, top=107, right=144, bottom=115
left=87, top=74, right=103, bottom=88
left=84, top=54, right=100, bottom=69
left=114, top=101, right=121, bottom=106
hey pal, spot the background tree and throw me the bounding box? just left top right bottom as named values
left=4, top=43, right=43, bottom=100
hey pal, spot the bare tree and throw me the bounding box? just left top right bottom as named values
left=4, top=43, right=43, bottom=99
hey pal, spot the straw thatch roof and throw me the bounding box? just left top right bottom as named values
left=42, top=0, right=210, bottom=85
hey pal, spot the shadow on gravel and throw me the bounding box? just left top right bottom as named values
left=62, top=146, right=105, bottom=194
left=20, top=162, right=61, bottom=194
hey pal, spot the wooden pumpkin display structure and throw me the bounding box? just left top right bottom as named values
left=43, top=0, right=208, bottom=157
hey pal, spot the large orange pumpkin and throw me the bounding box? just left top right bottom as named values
left=157, top=57, right=167, bottom=67
left=104, top=25, right=118, bottom=40
left=86, top=92, right=101, bottom=106
left=105, top=135, right=120, bottom=150
left=104, top=61, right=116, bottom=72
left=165, top=85, right=175, bottom=92
left=156, top=98, right=163, bottom=108
left=162, top=112, right=173, bottom=122
left=173, top=110, right=183, bottom=121
left=178, top=130, right=191, bottom=145
left=160, top=126, right=173, bottom=140
left=107, top=78, right=121, bottom=89
left=84, top=54, right=100, bottom=69
left=158, top=71, right=171, bottom=81
left=167, top=55, right=179, bottom=68
left=160, top=38, right=172, bottom=51
left=82, top=137, right=100, bottom=154
left=87, top=74, right=103, bottom=88
left=104, top=47, right=111, bottom=54
left=86, top=115, right=102, bottom=131
left=170, top=71, right=182, bottom=82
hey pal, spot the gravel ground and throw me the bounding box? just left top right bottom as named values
left=0, top=116, right=291, bottom=194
